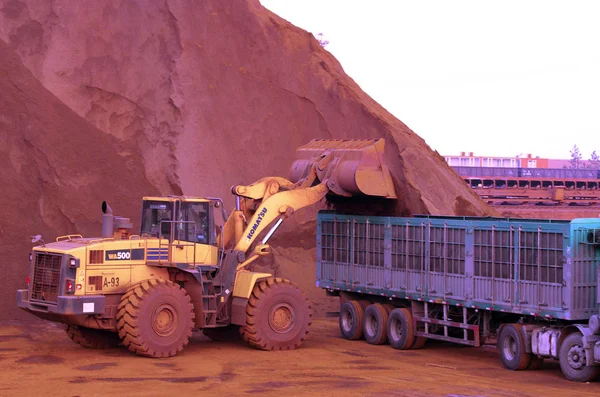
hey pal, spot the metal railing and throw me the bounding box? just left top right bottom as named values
left=156, top=220, right=198, bottom=266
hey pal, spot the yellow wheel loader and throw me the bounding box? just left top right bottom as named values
left=17, top=139, right=396, bottom=357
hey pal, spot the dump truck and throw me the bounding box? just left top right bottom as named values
left=17, top=139, right=397, bottom=357
left=316, top=212, right=600, bottom=382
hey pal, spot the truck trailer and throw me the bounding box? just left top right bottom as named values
left=316, top=212, right=600, bottom=382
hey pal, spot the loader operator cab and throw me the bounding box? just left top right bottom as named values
left=140, top=197, right=213, bottom=245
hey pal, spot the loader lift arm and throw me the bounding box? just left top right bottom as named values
left=233, top=177, right=330, bottom=265
left=215, top=139, right=397, bottom=313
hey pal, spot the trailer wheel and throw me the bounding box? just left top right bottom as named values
left=202, top=325, right=242, bottom=342
left=411, top=336, right=427, bottom=350
left=242, top=278, right=312, bottom=351
left=498, top=324, right=531, bottom=370
left=387, top=308, right=415, bottom=350
left=116, top=279, right=195, bottom=358
left=339, top=301, right=364, bottom=340
left=363, top=303, right=389, bottom=345
left=559, top=332, right=600, bottom=382
left=65, top=325, right=120, bottom=349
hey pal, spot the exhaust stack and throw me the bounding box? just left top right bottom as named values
left=101, top=201, right=113, bottom=238
left=102, top=201, right=133, bottom=239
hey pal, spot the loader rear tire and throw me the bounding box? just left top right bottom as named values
left=241, top=277, right=312, bottom=351
left=116, top=279, right=195, bottom=358
left=66, top=325, right=120, bottom=349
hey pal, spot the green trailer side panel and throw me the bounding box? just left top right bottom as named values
left=316, top=212, right=600, bottom=321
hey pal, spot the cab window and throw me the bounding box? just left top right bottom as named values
left=140, top=201, right=174, bottom=238
left=180, top=202, right=210, bottom=244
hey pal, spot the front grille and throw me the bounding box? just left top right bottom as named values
left=31, top=253, right=63, bottom=302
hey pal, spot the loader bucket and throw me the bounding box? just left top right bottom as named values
left=289, top=138, right=397, bottom=198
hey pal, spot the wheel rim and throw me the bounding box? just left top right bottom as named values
left=341, top=308, right=354, bottom=332
left=152, top=304, right=177, bottom=337
left=389, top=317, right=403, bottom=341
left=366, top=314, right=378, bottom=336
left=567, top=343, right=586, bottom=370
left=503, top=334, right=517, bottom=361
left=269, top=302, right=295, bottom=334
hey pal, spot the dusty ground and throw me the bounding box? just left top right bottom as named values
left=0, top=320, right=597, bottom=397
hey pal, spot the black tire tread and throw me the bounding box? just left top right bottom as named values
left=65, top=325, right=120, bottom=349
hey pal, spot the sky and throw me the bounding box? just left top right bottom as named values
left=260, top=0, right=600, bottom=160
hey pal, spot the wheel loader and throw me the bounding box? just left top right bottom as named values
left=17, top=139, right=397, bottom=357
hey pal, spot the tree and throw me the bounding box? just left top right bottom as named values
left=316, top=33, right=329, bottom=48
left=569, top=144, right=582, bottom=169
left=589, top=150, right=600, bottom=169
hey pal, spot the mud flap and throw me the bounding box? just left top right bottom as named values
left=231, top=297, right=248, bottom=326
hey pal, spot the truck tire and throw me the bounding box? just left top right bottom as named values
left=387, top=308, right=415, bottom=350
left=559, top=332, right=600, bottom=382
left=498, top=324, right=531, bottom=370
left=339, top=301, right=364, bottom=340
left=202, top=325, right=242, bottom=342
left=65, top=325, right=120, bottom=349
left=363, top=303, right=389, bottom=345
left=241, top=277, right=312, bottom=351
left=116, top=279, right=195, bottom=358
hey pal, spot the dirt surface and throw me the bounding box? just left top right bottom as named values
left=0, top=319, right=596, bottom=397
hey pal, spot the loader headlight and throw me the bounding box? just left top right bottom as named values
left=69, top=258, right=77, bottom=268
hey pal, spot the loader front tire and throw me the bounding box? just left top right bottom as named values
left=116, top=279, right=195, bottom=358
left=241, top=277, right=312, bottom=351
left=66, top=325, right=120, bottom=349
